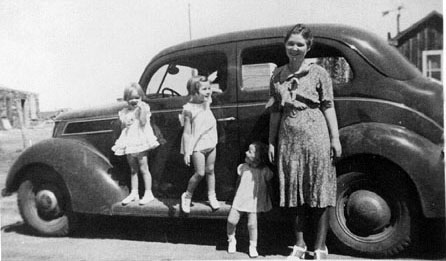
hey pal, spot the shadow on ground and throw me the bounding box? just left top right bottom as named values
left=2, top=214, right=445, bottom=259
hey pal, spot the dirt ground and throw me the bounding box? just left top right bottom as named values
left=1, top=125, right=444, bottom=260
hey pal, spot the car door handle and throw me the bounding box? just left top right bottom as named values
left=217, top=117, right=236, bottom=122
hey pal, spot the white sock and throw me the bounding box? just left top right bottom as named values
left=249, top=240, right=257, bottom=247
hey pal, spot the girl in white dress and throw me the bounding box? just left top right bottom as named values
left=180, top=76, right=220, bottom=213
left=112, top=83, right=159, bottom=205
left=227, top=142, right=273, bottom=258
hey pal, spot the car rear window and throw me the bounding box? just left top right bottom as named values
left=332, top=29, right=422, bottom=80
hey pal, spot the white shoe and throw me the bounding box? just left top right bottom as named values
left=139, top=192, right=155, bottom=205
left=208, top=194, right=220, bottom=210
left=286, top=245, right=307, bottom=260
left=122, top=192, right=139, bottom=205
left=249, top=246, right=258, bottom=258
left=227, top=237, right=236, bottom=254
left=181, top=192, right=191, bottom=213
left=313, top=246, right=328, bottom=260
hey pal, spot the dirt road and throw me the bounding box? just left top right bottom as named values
left=1, top=126, right=444, bottom=260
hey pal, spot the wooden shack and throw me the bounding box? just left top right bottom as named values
left=0, top=86, right=39, bottom=129
left=389, top=11, right=443, bottom=82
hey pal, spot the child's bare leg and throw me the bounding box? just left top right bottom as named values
left=247, top=213, right=258, bottom=245
left=122, top=155, right=140, bottom=205
left=205, top=149, right=216, bottom=194
left=227, top=208, right=240, bottom=253
left=181, top=151, right=205, bottom=213
left=138, top=152, right=155, bottom=204
left=227, top=208, right=240, bottom=236
left=127, top=155, right=139, bottom=192
left=138, top=153, right=152, bottom=190
left=186, top=151, right=206, bottom=196
left=248, top=213, right=259, bottom=257
left=204, top=148, right=219, bottom=209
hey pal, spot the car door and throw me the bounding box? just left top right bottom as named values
left=144, top=43, right=239, bottom=201
left=236, top=39, right=286, bottom=153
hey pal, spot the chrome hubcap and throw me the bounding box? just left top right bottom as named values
left=36, top=189, right=58, bottom=213
left=346, top=190, right=391, bottom=234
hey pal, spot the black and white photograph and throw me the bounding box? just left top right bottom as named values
left=0, top=0, right=444, bottom=260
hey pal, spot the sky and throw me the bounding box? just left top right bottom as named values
left=0, top=0, right=443, bottom=111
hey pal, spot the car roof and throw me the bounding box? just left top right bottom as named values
left=149, top=23, right=420, bottom=80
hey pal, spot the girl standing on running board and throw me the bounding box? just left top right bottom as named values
left=180, top=76, right=220, bottom=213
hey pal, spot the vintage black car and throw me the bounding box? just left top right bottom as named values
left=3, top=24, right=444, bottom=257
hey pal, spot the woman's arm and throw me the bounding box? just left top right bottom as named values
left=322, top=107, right=342, bottom=159
left=182, top=111, right=193, bottom=166
left=268, top=112, right=280, bottom=163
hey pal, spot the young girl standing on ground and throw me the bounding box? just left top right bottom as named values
left=112, top=83, right=159, bottom=205
left=227, top=142, right=273, bottom=258
left=180, top=76, right=220, bottom=213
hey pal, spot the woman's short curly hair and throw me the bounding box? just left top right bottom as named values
left=284, top=23, right=313, bottom=49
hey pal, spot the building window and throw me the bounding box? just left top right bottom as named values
left=422, top=50, right=442, bottom=82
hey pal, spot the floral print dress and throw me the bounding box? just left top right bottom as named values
left=268, top=63, right=337, bottom=208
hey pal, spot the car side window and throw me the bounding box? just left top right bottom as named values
left=314, top=56, right=353, bottom=84
left=240, top=44, right=284, bottom=92
left=147, top=52, right=227, bottom=97
left=240, top=43, right=354, bottom=92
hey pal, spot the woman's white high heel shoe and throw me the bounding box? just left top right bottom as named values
left=286, top=245, right=307, bottom=260
left=313, top=246, right=328, bottom=260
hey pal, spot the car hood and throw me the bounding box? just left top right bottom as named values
left=55, top=102, right=127, bottom=121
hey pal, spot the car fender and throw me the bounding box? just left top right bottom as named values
left=340, top=122, right=445, bottom=218
left=5, top=138, right=125, bottom=214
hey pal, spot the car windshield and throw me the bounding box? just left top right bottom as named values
left=145, top=52, right=227, bottom=96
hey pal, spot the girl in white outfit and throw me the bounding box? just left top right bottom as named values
left=112, top=83, right=159, bottom=205
left=227, top=142, right=273, bottom=258
left=180, top=76, right=220, bottom=213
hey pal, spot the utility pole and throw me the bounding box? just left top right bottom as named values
left=188, top=3, right=192, bottom=40
left=382, top=5, right=404, bottom=35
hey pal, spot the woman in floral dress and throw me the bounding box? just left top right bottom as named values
left=267, top=24, right=342, bottom=260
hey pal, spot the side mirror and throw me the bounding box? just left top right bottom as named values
left=167, top=64, right=179, bottom=75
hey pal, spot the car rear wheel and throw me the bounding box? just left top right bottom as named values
left=329, top=168, right=418, bottom=257
left=18, top=176, right=74, bottom=236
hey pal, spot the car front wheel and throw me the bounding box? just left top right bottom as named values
left=329, top=170, right=418, bottom=257
left=18, top=177, right=74, bottom=236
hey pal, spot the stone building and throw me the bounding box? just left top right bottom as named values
left=0, top=86, right=39, bottom=129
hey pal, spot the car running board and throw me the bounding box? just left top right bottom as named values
left=111, top=198, right=231, bottom=219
